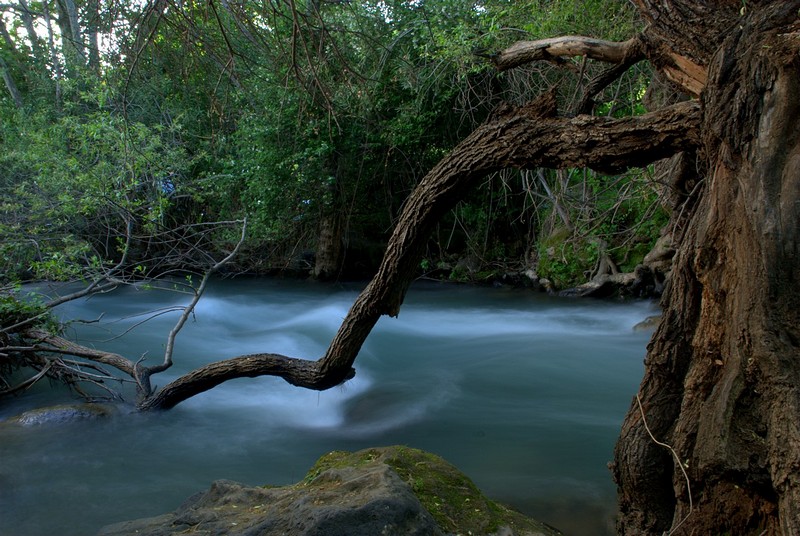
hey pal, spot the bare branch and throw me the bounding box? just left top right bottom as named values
left=491, top=33, right=707, bottom=97
left=491, top=36, right=640, bottom=72
left=157, top=219, right=247, bottom=373
left=132, top=219, right=247, bottom=398
left=573, top=39, right=646, bottom=115
left=0, top=309, right=51, bottom=334
left=0, top=361, right=53, bottom=396
left=44, top=217, right=133, bottom=308
left=23, top=329, right=137, bottom=378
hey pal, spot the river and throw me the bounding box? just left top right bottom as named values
left=0, top=278, right=656, bottom=535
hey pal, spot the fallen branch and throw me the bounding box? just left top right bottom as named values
left=0, top=361, right=53, bottom=396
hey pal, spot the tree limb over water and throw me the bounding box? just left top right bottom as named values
left=6, top=28, right=702, bottom=410
left=6, top=88, right=699, bottom=412
left=7, top=3, right=800, bottom=532
left=140, top=97, right=700, bottom=411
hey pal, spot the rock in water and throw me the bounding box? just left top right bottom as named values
left=5, top=403, right=116, bottom=426
left=98, top=446, right=561, bottom=536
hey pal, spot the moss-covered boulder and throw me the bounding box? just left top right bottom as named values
left=98, top=446, right=561, bottom=536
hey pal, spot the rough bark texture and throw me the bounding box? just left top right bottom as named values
left=0, top=55, right=23, bottom=108
left=313, top=210, right=345, bottom=280
left=614, top=2, right=800, bottom=534
left=491, top=36, right=638, bottom=71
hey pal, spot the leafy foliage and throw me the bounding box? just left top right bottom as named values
left=0, top=0, right=657, bottom=288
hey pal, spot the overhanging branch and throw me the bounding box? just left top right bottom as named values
left=316, top=97, right=701, bottom=376
left=490, top=33, right=707, bottom=97
left=491, top=36, right=641, bottom=71
left=138, top=97, right=701, bottom=411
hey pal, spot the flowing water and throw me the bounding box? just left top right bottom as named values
left=0, top=279, right=657, bottom=535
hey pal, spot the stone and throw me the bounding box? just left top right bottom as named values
left=98, top=446, right=561, bottom=536
left=4, top=403, right=117, bottom=426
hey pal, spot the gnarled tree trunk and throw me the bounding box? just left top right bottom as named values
left=613, top=2, right=800, bottom=534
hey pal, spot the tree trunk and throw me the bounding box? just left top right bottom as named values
left=15, top=0, right=45, bottom=59
left=42, top=0, right=63, bottom=107
left=313, top=209, right=345, bottom=280
left=86, top=0, right=101, bottom=72
left=0, top=19, right=23, bottom=108
left=613, top=2, right=800, bottom=534
left=19, top=6, right=796, bottom=534
left=56, top=0, right=86, bottom=73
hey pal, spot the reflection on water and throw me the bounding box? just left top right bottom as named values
left=0, top=279, right=655, bottom=536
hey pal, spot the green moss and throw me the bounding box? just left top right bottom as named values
left=302, top=448, right=381, bottom=485
left=302, top=446, right=561, bottom=535
left=382, top=446, right=504, bottom=534
left=537, top=229, right=599, bottom=289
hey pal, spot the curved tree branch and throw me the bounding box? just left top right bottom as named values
left=573, top=39, right=646, bottom=115
left=491, top=32, right=707, bottom=97
left=137, top=353, right=350, bottom=411
left=140, top=96, right=701, bottom=411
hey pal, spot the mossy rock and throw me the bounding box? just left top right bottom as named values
left=99, top=445, right=562, bottom=536
left=304, top=446, right=561, bottom=536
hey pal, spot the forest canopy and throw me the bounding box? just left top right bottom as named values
left=0, top=0, right=660, bottom=288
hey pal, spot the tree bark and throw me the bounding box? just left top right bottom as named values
left=41, top=0, right=63, bottom=106
left=1, top=5, right=28, bottom=106
left=313, top=210, right=345, bottom=280
left=85, top=0, right=101, bottom=72
left=15, top=0, right=45, bottom=59
left=613, top=2, right=800, bottom=534
left=19, top=5, right=797, bottom=533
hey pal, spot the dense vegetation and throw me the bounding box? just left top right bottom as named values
left=1, top=0, right=661, bottom=290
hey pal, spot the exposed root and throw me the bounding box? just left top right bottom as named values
left=636, top=394, right=693, bottom=535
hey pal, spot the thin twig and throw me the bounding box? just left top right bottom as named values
left=0, top=361, right=54, bottom=396
left=159, top=219, right=247, bottom=371
left=636, top=394, right=693, bottom=535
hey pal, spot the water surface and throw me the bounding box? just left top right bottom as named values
left=0, top=279, right=656, bottom=535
